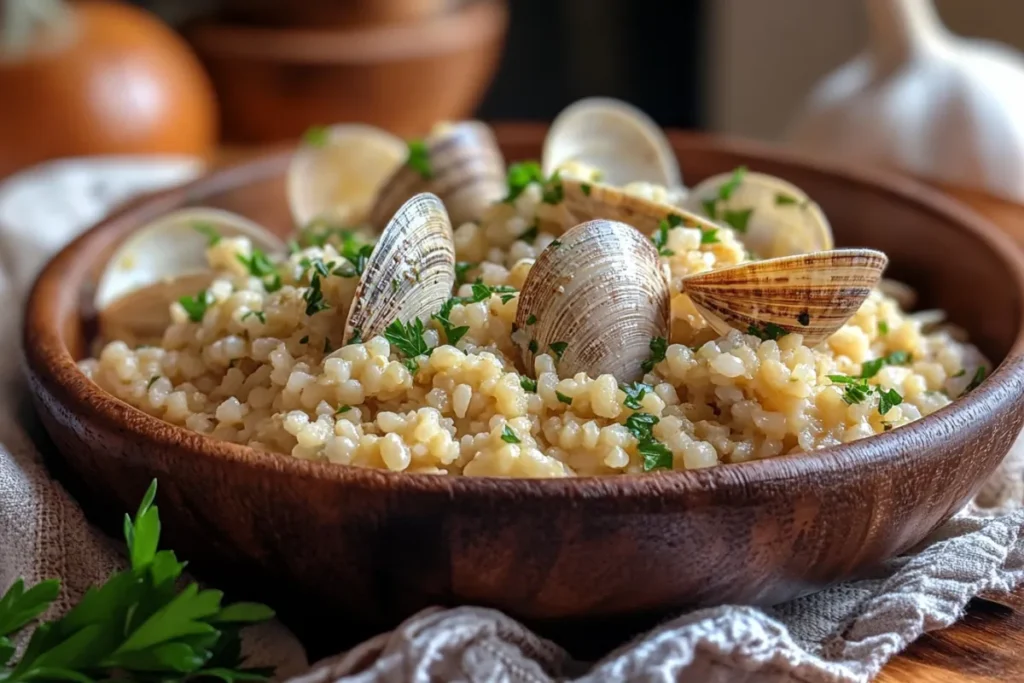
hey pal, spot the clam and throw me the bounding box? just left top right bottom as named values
left=344, top=193, right=456, bottom=343
left=683, top=170, right=833, bottom=259
left=94, top=208, right=285, bottom=346
left=543, top=97, right=683, bottom=191
left=515, top=219, right=670, bottom=383
left=682, top=250, right=889, bottom=345
left=288, top=124, right=408, bottom=230
left=550, top=178, right=717, bottom=234
left=368, top=121, right=506, bottom=230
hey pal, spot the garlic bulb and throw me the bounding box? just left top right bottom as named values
left=785, top=0, right=1024, bottom=203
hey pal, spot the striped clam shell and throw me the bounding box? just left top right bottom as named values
left=344, top=193, right=456, bottom=343
left=515, top=219, right=670, bottom=383
left=682, top=249, right=888, bottom=345
left=683, top=170, right=833, bottom=259
left=549, top=178, right=717, bottom=235
left=368, top=121, right=506, bottom=230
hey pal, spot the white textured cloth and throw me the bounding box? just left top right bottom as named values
left=2, top=157, right=1024, bottom=683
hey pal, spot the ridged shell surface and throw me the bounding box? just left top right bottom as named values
left=552, top=179, right=716, bottom=235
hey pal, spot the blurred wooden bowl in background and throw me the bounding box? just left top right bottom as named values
left=218, top=0, right=457, bottom=28
left=187, top=0, right=508, bottom=143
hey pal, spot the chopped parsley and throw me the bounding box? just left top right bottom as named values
left=878, top=320, right=890, bottom=335
left=556, top=391, right=573, bottom=405
left=953, top=368, right=966, bottom=378
left=622, top=382, right=653, bottom=410
left=501, top=425, right=521, bottom=444
left=549, top=341, right=568, bottom=361
left=237, top=249, right=277, bottom=278
left=403, top=359, right=419, bottom=374
left=775, top=193, right=799, bottom=206
left=336, top=405, right=351, bottom=414
left=385, top=317, right=431, bottom=361
left=701, top=198, right=718, bottom=220
left=303, top=272, right=329, bottom=316
left=641, top=336, right=668, bottom=373
left=287, top=239, right=301, bottom=255
left=652, top=220, right=675, bottom=256
left=797, top=311, right=811, bottom=327
left=541, top=171, right=564, bottom=204
left=827, top=374, right=904, bottom=415
left=859, top=350, right=911, bottom=379
left=455, top=261, right=477, bottom=286
left=528, top=339, right=538, bottom=354
left=303, top=125, right=330, bottom=147
left=146, top=375, right=159, bottom=390
left=348, top=328, right=363, bottom=345
left=192, top=222, right=221, bottom=246
left=503, top=161, right=545, bottom=203
left=549, top=239, right=562, bottom=248
left=300, top=256, right=332, bottom=278
left=518, top=224, right=539, bottom=244
left=581, top=183, right=592, bottom=196
left=701, top=228, right=720, bottom=245
left=639, top=440, right=673, bottom=471
left=431, top=298, right=470, bottom=346
left=178, top=290, right=211, bottom=323
left=747, top=322, right=789, bottom=341
left=526, top=314, right=537, bottom=325
left=468, top=282, right=517, bottom=304
left=966, top=366, right=987, bottom=392
left=241, top=310, right=266, bottom=324
left=405, top=139, right=433, bottom=179
left=520, top=377, right=537, bottom=392
left=877, top=387, right=903, bottom=415
left=722, top=208, right=753, bottom=233
left=625, top=412, right=658, bottom=441
left=719, top=166, right=747, bottom=200
left=700, top=166, right=750, bottom=230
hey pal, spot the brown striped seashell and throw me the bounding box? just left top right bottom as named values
left=344, top=193, right=456, bottom=343
left=683, top=169, right=833, bottom=259
left=368, top=121, right=506, bottom=231
left=549, top=178, right=716, bottom=235
left=681, top=249, right=889, bottom=345
left=515, top=219, right=670, bottom=383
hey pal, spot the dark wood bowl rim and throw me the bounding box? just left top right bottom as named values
left=23, top=124, right=1024, bottom=502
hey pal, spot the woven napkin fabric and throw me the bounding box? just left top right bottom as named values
left=2, top=158, right=1024, bottom=683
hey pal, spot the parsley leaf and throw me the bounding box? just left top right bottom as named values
left=455, top=261, right=477, bottom=287
left=348, top=328, right=363, bottom=345
left=621, top=382, right=653, bottom=410
left=722, top=208, right=753, bottom=233
left=237, top=249, right=282, bottom=293
left=828, top=374, right=905, bottom=415
left=719, top=166, right=747, bottom=200
left=542, top=171, right=564, bottom=204
left=555, top=391, right=573, bottom=405
left=528, top=340, right=538, bottom=353
left=953, top=368, right=966, bottom=378
left=503, top=161, right=546, bottom=203
left=652, top=220, right=675, bottom=256
left=336, top=405, right=351, bottom=414
left=303, top=125, right=330, bottom=147
left=966, top=366, right=987, bottom=392
left=178, top=290, right=211, bottom=323
left=303, top=273, right=329, bottom=316
left=581, top=183, right=592, bottom=196
left=641, top=337, right=668, bottom=373
left=624, top=412, right=658, bottom=441
left=775, top=193, right=799, bottom=206
left=406, top=139, right=433, bottom=179
left=241, top=310, right=266, bottom=324
left=701, top=228, right=720, bottom=244
left=526, top=314, right=537, bottom=325
left=431, top=298, right=470, bottom=346
left=501, top=426, right=521, bottom=444
left=385, top=318, right=431, bottom=360
left=747, top=322, right=789, bottom=341
left=520, top=377, right=537, bottom=392
left=639, top=440, right=673, bottom=471
left=146, top=376, right=159, bottom=390
left=877, top=387, right=903, bottom=415
left=701, top=198, right=718, bottom=220
left=860, top=350, right=911, bottom=379
left=549, top=341, right=568, bottom=361
left=468, top=282, right=517, bottom=303
left=192, top=222, right=221, bottom=246
left=878, top=320, right=890, bottom=335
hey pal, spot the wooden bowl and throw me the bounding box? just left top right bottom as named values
left=218, top=0, right=456, bottom=29
left=186, top=0, right=507, bottom=143
left=22, top=125, right=1024, bottom=639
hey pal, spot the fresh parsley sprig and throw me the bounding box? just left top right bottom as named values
left=385, top=318, right=431, bottom=373
left=641, top=337, right=668, bottom=373
left=624, top=412, right=673, bottom=471
left=431, top=298, right=470, bottom=347
left=700, top=166, right=753, bottom=232
left=406, top=139, right=433, bottom=179
left=178, top=290, right=212, bottom=323
left=0, top=481, right=274, bottom=683
left=859, top=350, right=911, bottom=379
left=827, top=374, right=904, bottom=415
left=747, top=322, right=789, bottom=341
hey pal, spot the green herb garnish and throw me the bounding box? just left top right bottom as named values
left=581, top=183, right=592, bottom=196
left=775, top=193, right=799, bottom=206
left=701, top=228, right=720, bottom=245
left=348, top=328, right=363, bottom=345
left=526, top=314, right=537, bottom=325
left=641, top=336, right=668, bottom=373
left=860, top=350, right=911, bottom=379
left=878, top=320, right=890, bottom=335
left=966, top=366, right=987, bottom=392
left=385, top=317, right=431, bottom=361
left=719, top=166, right=747, bottom=200
left=701, top=198, right=718, bottom=220
left=242, top=310, right=266, bottom=324
left=431, top=298, right=470, bottom=347
left=286, top=239, right=301, bottom=255
left=192, top=222, right=221, bottom=246
left=0, top=480, right=275, bottom=683
left=549, top=341, right=568, bottom=361
left=624, top=412, right=658, bottom=441
left=468, top=282, right=517, bottom=304
left=501, top=425, right=521, bottom=444
left=406, top=139, right=433, bottom=179
left=542, top=171, right=564, bottom=204
left=518, top=224, right=539, bottom=244
left=503, top=161, right=545, bottom=203
left=336, top=405, right=351, bottom=414
left=549, top=239, right=562, bottom=248
left=747, top=322, right=789, bottom=341
left=639, top=440, right=673, bottom=471
left=953, top=368, right=966, bottom=378
left=555, top=391, right=573, bottom=405
left=179, top=290, right=211, bottom=323
left=303, top=273, right=329, bottom=316
left=520, top=377, right=537, bottom=392
left=528, top=340, right=538, bottom=354
left=877, top=387, right=903, bottom=415
left=722, top=208, right=753, bottom=233
left=455, top=261, right=477, bottom=287
left=652, top=220, right=675, bottom=256
left=303, top=125, right=330, bottom=147
left=146, top=376, right=159, bottom=390
left=828, top=374, right=905, bottom=415
left=622, top=382, right=653, bottom=410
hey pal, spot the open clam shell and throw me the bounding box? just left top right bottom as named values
left=550, top=178, right=717, bottom=235
left=94, top=208, right=285, bottom=346
left=515, top=219, right=670, bottom=383
left=543, top=97, right=683, bottom=190
left=287, top=123, right=407, bottom=229
left=344, top=193, right=456, bottom=343
left=682, top=249, right=888, bottom=345
left=368, top=121, right=506, bottom=230
left=683, top=170, right=833, bottom=259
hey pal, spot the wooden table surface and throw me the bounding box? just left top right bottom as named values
left=211, top=147, right=1024, bottom=682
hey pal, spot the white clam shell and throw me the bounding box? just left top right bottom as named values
left=683, top=171, right=833, bottom=259
left=344, top=193, right=456, bottom=343
left=287, top=124, right=407, bottom=229
left=515, top=219, right=670, bottom=383
left=543, top=97, right=683, bottom=190
left=94, top=208, right=284, bottom=346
